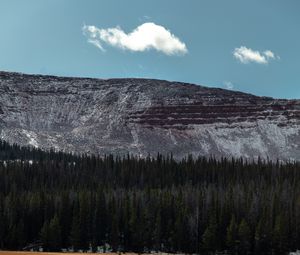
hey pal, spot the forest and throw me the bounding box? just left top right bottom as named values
left=0, top=139, right=300, bottom=254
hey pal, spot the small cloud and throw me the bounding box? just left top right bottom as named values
left=233, top=46, right=279, bottom=64
left=87, top=38, right=105, bottom=51
left=82, top=22, right=188, bottom=56
left=263, top=50, right=275, bottom=59
left=224, top=81, right=234, bottom=90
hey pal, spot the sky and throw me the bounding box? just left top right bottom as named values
left=0, top=0, right=299, bottom=99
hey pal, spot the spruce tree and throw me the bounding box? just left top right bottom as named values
left=202, top=215, right=218, bottom=254
left=70, top=209, right=81, bottom=251
left=273, top=214, right=289, bottom=254
left=40, top=221, right=50, bottom=250
left=226, top=215, right=238, bottom=253
left=48, top=215, right=62, bottom=251
left=237, top=219, right=251, bottom=255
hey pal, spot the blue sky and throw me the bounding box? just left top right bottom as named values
left=0, top=0, right=299, bottom=99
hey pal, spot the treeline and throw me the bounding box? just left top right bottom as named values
left=0, top=139, right=300, bottom=254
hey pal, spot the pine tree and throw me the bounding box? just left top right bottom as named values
left=94, top=190, right=107, bottom=247
left=254, top=218, right=270, bottom=255
left=0, top=210, right=5, bottom=249
left=48, top=215, right=62, bottom=251
left=172, top=206, right=187, bottom=252
left=40, top=221, right=50, bottom=250
left=202, top=215, right=218, bottom=254
left=273, top=214, right=289, bottom=254
left=59, top=192, right=72, bottom=248
left=226, top=215, right=238, bottom=254
left=11, top=220, right=25, bottom=249
left=153, top=210, right=162, bottom=252
left=237, top=219, right=251, bottom=255
left=79, top=192, right=90, bottom=250
left=70, top=208, right=81, bottom=251
left=41, top=215, right=62, bottom=251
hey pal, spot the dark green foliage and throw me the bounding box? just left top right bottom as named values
left=40, top=215, right=61, bottom=251
left=70, top=203, right=81, bottom=251
left=0, top=139, right=300, bottom=254
left=202, top=214, right=218, bottom=254
left=237, top=219, right=251, bottom=255
left=226, top=215, right=238, bottom=253
left=273, top=214, right=289, bottom=254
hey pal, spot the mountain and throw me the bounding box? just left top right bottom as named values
left=0, top=71, right=299, bottom=160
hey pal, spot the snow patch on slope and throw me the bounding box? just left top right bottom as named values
left=22, top=129, right=39, bottom=148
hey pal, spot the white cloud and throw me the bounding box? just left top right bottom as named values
left=263, top=50, right=275, bottom=59
left=87, top=39, right=104, bottom=51
left=224, top=81, right=234, bottom=90
left=82, top=22, right=188, bottom=56
left=233, top=46, right=279, bottom=64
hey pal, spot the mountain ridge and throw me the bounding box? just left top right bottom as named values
left=0, top=71, right=299, bottom=160
left=0, top=70, right=280, bottom=99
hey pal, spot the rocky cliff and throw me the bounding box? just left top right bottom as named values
left=0, top=71, right=299, bottom=160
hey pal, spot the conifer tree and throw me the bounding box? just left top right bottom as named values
left=273, top=214, right=289, bottom=254
left=70, top=209, right=81, bottom=251
left=254, top=218, right=270, bottom=255
left=40, top=221, right=50, bottom=250
left=237, top=219, right=251, bottom=255
left=202, top=214, right=218, bottom=254
left=226, top=215, right=238, bottom=253
left=48, top=215, right=62, bottom=251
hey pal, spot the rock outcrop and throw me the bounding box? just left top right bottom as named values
left=0, top=71, right=299, bottom=160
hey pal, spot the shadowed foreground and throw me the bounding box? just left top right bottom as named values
left=0, top=252, right=147, bottom=255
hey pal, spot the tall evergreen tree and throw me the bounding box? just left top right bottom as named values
left=237, top=219, right=251, bottom=255
left=226, top=215, right=238, bottom=254
left=202, top=214, right=218, bottom=254
left=70, top=206, right=81, bottom=251
left=273, top=214, right=289, bottom=254
left=40, top=216, right=62, bottom=251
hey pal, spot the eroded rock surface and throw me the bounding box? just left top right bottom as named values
left=0, top=71, right=299, bottom=160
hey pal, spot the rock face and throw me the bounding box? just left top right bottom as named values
left=0, top=71, right=299, bottom=160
